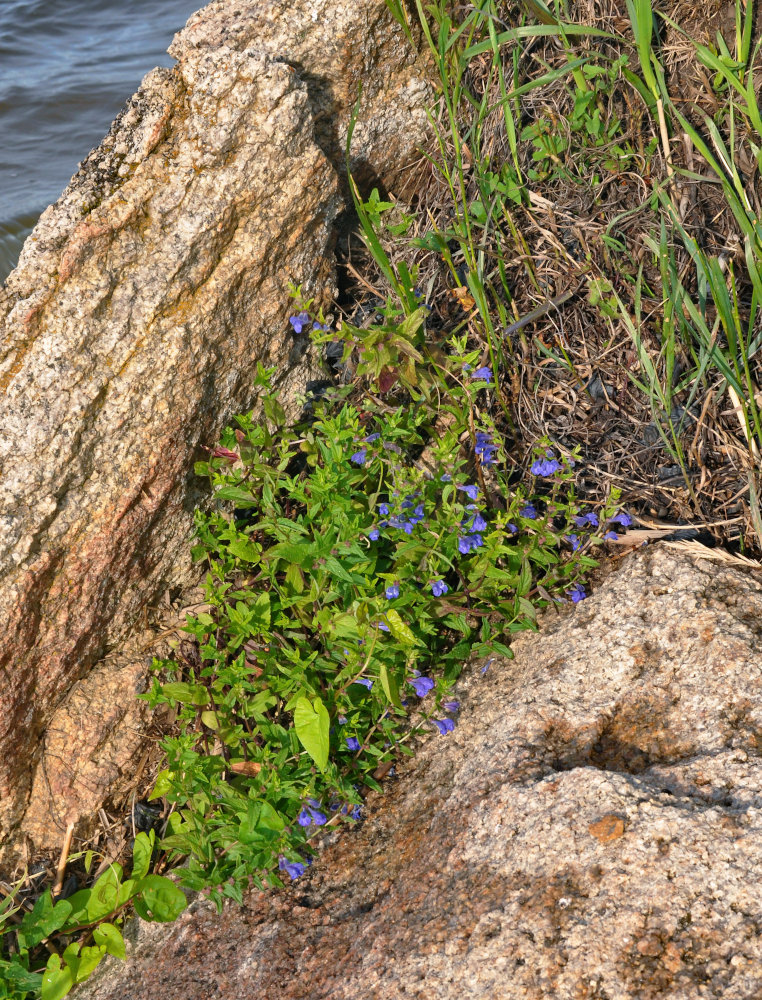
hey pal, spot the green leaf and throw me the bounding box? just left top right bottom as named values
left=73, top=945, right=107, bottom=983
left=323, top=556, right=356, bottom=584
left=2, top=960, right=43, bottom=991
left=132, top=830, right=155, bottom=880
left=150, top=768, right=173, bottom=800
left=17, top=892, right=72, bottom=950
left=201, top=710, right=219, bottom=730
left=384, top=609, right=418, bottom=647
left=293, top=696, right=330, bottom=770
left=132, top=875, right=186, bottom=923
left=256, top=801, right=285, bottom=834
left=92, top=923, right=126, bottom=961
left=379, top=662, right=403, bottom=709
left=517, top=559, right=532, bottom=597
left=285, top=562, right=304, bottom=593
left=160, top=682, right=209, bottom=707
left=227, top=538, right=261, bottom=563
left=41, top=956, right=74, bottom=1000
left=85, top=866, right=122, bottom=923
left=214, top=485, right=256, bottom=504
left=251, top=592, right=271, bottom=631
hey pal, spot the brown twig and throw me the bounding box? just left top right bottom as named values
left=52, top=822, right=75, bottom=898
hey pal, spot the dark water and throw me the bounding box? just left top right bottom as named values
left=0, top=0, right=200, bottom=283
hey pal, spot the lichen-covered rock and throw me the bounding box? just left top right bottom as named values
left=0, top=0, right=431, bottom=857
left=74, top=545, right=762, bottom=999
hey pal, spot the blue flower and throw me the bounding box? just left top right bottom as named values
left=475, top=431, right=498, bottom=466
left=353, top=677, right=373, bottom=689
left=376, top=622, right=390, bottom=632
left=409, top=504, right=425, bottom=524
left=440, top=473, right=452, bottom=482
left=409, top=676, right=435, bottom=698
left=565, top=534, right=581, bottom=552
left=351, top=448, right=367, bottom=465
left=520, top=504, right=537, bottom=519
left=443, top=699, right=460, bottom=712
left=349, top=804, right=363, bottom=820
left=346, top=737, right=361, bottom=751
left=379, top=502, right=390, bottom=516
left=471, top=366, right=493, bottom=383
left=567, top=583, right=586, bottom=603
left=364, top=433, right=381, bottom=443
left=469, top=512, right=488, bottom=533
left=279, top=857, right=307, bottom=880
left=385, top=582, right=400, bottom=599
left=573, top=511, right=599, bottom=528
left=289, top=311, right=310, bottom=334
left=609, top=511, right=633, bottom=526
left=368, top=527, right=380, bottom=541
left=458, top=534, right=484, bottom=555
left=481, top=658, right=493, bottom=675
left=531, top=458, right=563, bottom=476
left=297, top=802, right=327, bottom=827
left=507, top=523, right=518, bottom=534
left=338, top=715, right=347, bottom=725
left=312, top=320, right=331, bottom=331
left=431, top=579, right=448, bottom=597
left=604, top=530, right=618, bottom=540
left=457, top=484, right=479, bottom=501
left=432, top=718, right=455, bottom=735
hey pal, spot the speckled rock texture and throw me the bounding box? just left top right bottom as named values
left=0, top=0, right=431, bottom=857
left=74, top=545, right=762, bottom=999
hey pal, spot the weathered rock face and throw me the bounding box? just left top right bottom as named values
left=74, top=545, right=762, bottom=999
left=0, top=0, right=431, bottom=855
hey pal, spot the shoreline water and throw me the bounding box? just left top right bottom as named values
left=0, top=0, right=198, bottom=284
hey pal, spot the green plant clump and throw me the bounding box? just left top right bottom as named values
left=143, top=318, right=624, bottom=908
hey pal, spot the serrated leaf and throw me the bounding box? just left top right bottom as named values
left=293, top=696, right=330, bottom=770
left=384, top=609, right=418, bottom=647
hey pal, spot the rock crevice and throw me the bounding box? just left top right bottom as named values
left=0, top=0, right=431, bottom=858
